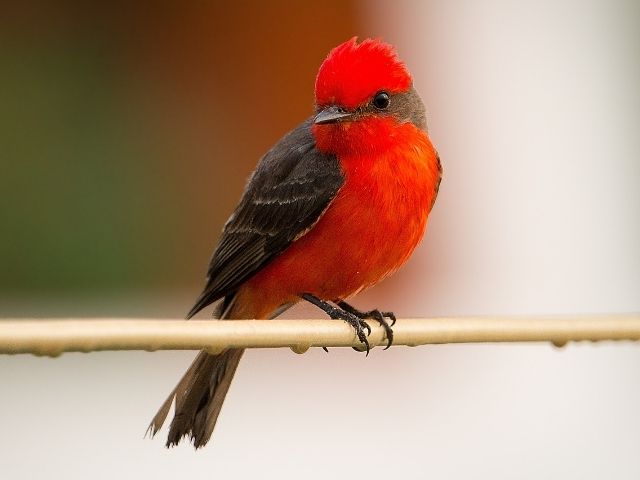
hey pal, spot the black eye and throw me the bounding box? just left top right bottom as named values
left=372, top=91, right=390, bottom=110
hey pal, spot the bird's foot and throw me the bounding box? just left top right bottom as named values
left=301, top=294, right=372, bottom=354
left=336, top=300, right=395, bottom=349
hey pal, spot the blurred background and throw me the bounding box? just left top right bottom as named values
left=1, top=1, right=639, bottom=478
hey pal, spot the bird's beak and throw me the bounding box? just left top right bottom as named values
left=314, top=106, right=354, bottom=125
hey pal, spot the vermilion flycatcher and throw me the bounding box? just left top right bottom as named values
left=149, top=38, right=442, bottom=448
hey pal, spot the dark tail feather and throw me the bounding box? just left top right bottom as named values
left=148, top=292, right=242, bottom=448
left=147, top=348, right=244, bottom=448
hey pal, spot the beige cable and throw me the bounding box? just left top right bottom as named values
left=0, top=315, right=639, bottom=357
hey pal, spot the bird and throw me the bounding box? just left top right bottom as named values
left=148, top=37, right=442, bottom=448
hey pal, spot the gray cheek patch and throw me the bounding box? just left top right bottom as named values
left=389, top=87, right=427, bottom=131
left=357, top=87, right=427, bottom=131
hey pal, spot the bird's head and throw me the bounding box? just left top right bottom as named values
left=312, top=37, right=426, bottom=155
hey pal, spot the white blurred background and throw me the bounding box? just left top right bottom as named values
left=2, top=1, right=639, bottom=479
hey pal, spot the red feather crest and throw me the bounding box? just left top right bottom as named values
left=314, top=37, right=412, bottom=110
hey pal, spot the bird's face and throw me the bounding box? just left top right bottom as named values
left=312, top=38, right=427, bottom=155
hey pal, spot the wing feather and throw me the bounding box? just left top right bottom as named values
left=187, top=119, right=344, bottom=318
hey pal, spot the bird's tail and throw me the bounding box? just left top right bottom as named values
left=148, top=348, right=244, bottom=448
left=147, top=296, right=244, bottom=449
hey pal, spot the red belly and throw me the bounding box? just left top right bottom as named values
left=235, top=127, right=440, bottom=319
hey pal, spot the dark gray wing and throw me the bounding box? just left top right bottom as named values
left=187, top=119, right=344, bottom=318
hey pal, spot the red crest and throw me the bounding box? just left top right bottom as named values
left=314, top=37, right=412, bottom=110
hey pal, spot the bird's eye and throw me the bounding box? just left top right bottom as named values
left=372, top=91, right=390, bottom=110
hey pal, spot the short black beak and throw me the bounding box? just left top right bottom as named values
left=314, top=106, right=353, bottom=125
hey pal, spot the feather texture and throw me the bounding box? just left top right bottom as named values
left=187, top=119, right=344, bottom=319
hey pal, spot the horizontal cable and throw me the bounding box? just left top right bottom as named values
left=0, top=315, right=639, bottom=357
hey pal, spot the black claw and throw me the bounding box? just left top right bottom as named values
left=381, top=311, right=397, bottom=327
left=302, top=294, right=371, bottom=354
left=342, top=314, right=370, bottom=354
left=361, top=321, right=372, bottom=336
left=336, top=301, right=396, bottom=349
left=322, top=346, right=329, bottom=353
left=369, top=309, right=394, bottom=350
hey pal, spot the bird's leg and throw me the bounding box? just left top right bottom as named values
left=301, top=293, right=371, bottom=354
left=336, top=300, right=396, bottom=349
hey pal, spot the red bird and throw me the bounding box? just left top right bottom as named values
left=149, top=38, right=442, bottom=448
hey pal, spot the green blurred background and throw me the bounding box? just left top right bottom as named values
left=0, top=1, right=359, bottom=304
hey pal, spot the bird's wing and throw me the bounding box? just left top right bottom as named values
left=187, top=119, right=344, bottom=318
